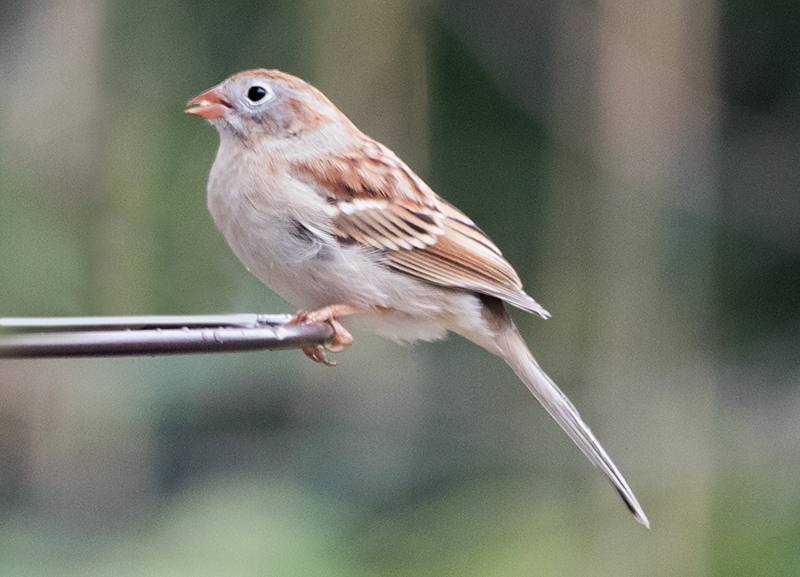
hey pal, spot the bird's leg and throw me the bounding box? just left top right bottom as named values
left=287, top=305, right=355, bottom=366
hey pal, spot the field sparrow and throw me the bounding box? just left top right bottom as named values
left=186, top=69, right=648, bottom=526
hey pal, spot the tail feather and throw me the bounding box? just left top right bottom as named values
left=498, top=325, right=650, bottom=528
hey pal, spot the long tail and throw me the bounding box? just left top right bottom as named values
left=496, top=323, right=650, bottom=527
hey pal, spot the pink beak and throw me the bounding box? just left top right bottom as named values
left=185, top=86, right=232, bottom=120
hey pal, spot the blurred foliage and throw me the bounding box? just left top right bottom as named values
left=427, top=22, right=549, bottom=275
left=0, top=0, right=799, bottom=576
left=717, top=0, right=800, bottom=362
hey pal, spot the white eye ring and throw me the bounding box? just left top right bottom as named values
left=244, top=82, right=273, bottom=106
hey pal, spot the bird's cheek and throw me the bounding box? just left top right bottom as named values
left=287, top=117, right=304, bottom=136
left=214, top=114, right=244, bottom=138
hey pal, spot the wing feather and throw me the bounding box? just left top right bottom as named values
left=291, top=143, right=549, bottom=318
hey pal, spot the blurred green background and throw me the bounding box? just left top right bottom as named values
left=1, top=0, right=799, bottom=575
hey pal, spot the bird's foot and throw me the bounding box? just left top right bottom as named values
left=288, top=305, right=355, bottom=366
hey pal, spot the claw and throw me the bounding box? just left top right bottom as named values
left=302, top=344, right=337, bottom=366
left=287, top=305, right=355, bottom=365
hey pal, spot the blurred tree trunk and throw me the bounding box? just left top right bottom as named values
left=306, top=0, right=429, bottom=174
left=547, top=0, right=718, bottom=570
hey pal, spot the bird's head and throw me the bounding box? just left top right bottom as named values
left=186, top=69, right=344, bottom=142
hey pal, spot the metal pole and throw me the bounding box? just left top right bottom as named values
left=0, top=315, right=334, bottom=358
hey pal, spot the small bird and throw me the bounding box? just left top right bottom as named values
left=186, top=69, right=649, bottom=527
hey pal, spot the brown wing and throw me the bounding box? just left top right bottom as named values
left=292, top=140, right=550, bottom=318
left=386, top=201, right=550, bottom=317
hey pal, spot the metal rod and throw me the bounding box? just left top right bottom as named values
left=0, top=315, right=333, bottom=358
left=0, top=314, right=291, bottom=332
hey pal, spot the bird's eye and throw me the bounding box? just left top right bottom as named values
left=247, top=85, right=268, bottom=102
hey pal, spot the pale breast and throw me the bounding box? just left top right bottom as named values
left=205, top=142, right=393, bottom=311
left=205, top=135, right=478, bottom=344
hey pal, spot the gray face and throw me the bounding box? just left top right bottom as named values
left=216, top=75, right=325, bottom=142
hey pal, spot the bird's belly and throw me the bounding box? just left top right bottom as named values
left=216, top=212, right=481, bottom=343
left=208, top=178, right=482, bottom=343
left=214, top=204, right=377, bottom=309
